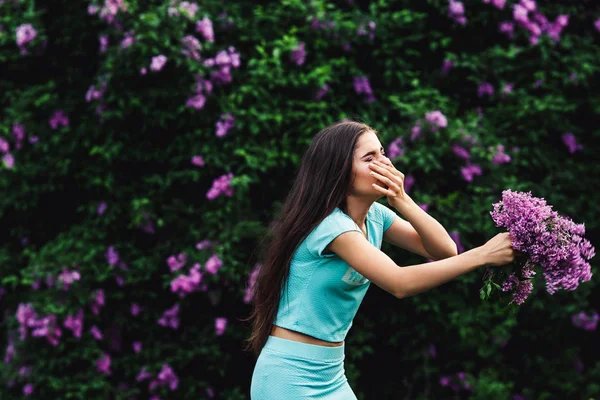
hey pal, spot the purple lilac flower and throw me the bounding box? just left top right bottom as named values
left=500, top=21, right=515, bottom=39
left=595, top=19, right=600, bottom=33
left=205, top=253, right=223, bottom=274
left=167, top=253, right=187, bottom=272
left=156, top=364, right=179, bottom=391
left=178, top=1, right=198, bottom=19
left=0, top=137, right=9, bottom=153
left=49, top=110, right=69, bottom=129
left=315, top=84, right=329, bottom=100
left=196, top=240, right=213, bottom=250
left=131, top=303, right=142, bottom=316
left=63, top=308, right=84, bottom=338
left=181, top=35, right=202, bottom=60
left=450, top=231, right=465, bottom=254
left=196, top=17, right=214, bottom=42
left=150, top=55, right=167, bottom=72
left=571, top=311, right=599, bottom=331
left=215, top=317, right=227, bottom=335
left=57, top=268, right=81, bottom=291
left=186, top=94, right=206, bottom=110
left=425, top=110, right=448, bottom=130
left=120, top=30, right=135, bottom=49
left=4, top=338, right=16, bottom=364
left=452, top=145, right=470, bottom=160
left=429, top=343, right=437, bottom=358
left=491, top=189, right=595, bottom=300
left=85, top=81, right=107, bottom=103
left=206, top=172, right=234, bottom=199
left=171, top=263, right=203, bottom=298
left=478, top=82, right=495, bottom=97
left=216, top=113, right=235, bottom=137
left=90, top=325, right=103, bottom=340
left=23, top=384, right=34, bottom=395
left=98, top=201, right=107, bottom=215
left=404, top=175, right=415, bottom=193
left=12, top=123, right=25, bottom=149
left=105, top=246, right=119, bottom=266
left=206, top=47, right=241, bottom=85
left=290, top=42, right=306, bottom=65
left=244, top=263, right=261, bottom=304
left=97, top=353, right=111, bottom=375
left=137, top=366, right=152, bottom=382
left=90, top=289, right=105, bottom=315
left=410, top=125, right=421, bottom=141
left=448, top=0, right=467, bottom=25
left=353, top=76, right=376, bottom=103
left=387, top=137, right=405, bottom=159
left=16, top=24, right=37, bottom=47
left=502, top=274, right=534, bottom=304
left=441, top=59, right=453, bottom=76
left=561, top=132, right=583, bottom=153
left=491, top=145, right=511, bottom=164
left=192, top=155, right=205, bottom=166
left=99, top=34, right=109, bottom=53
left=461, top=164, right=482, bottom=182
left=158, top=304, right=180, bottom=329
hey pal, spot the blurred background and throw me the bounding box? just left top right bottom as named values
left=1, top=0, right=599, bottom=399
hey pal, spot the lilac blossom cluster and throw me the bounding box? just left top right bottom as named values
left=353, top=76, right=376, bottom=103
left=1, top=123, right=40, bottom=170
left=206, top=172, right=234, bottom=199
left=490, top=189, right=595, bottom=304
left=186, top=47, right=241, bottom=109
left=215, top=113, right=235, bottom=137
left=561, top=132, right=583, bottom=154
left=492, top=0, right=570, bottom=45
left=16, top=304, right=62, bottom=346
left=448, top=0, right=467, bottom=25
left=290, top=42, right=306, bottom=65
left=439, top=371, right=472, bottom=393
left=88, top=0, right=128, bottom=26
left=571, top=311, right=598, bottom=331
left=15, top=24, right=38, bottom=55
left=356, top=21, right=376, bottom=40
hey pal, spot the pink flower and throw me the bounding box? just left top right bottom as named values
left=150, top=55, right=167, bottom=72
left=16, top=24, right=37, bottom=47
left=192, top=155, right=206, bottom=166
left=425, top=110, right=448, bottom=129
left=97, top=353, right=111, bottom=375
left=215, top=317, right=227, bottom=335
left=561, top=132, right=583, bottom=154
left=196, top=17, right=214, bottom=42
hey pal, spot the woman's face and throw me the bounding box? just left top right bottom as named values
left=350, top=131, right=392, bottom=197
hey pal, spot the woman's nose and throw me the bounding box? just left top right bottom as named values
left=379, top=156, right=391, bottom=165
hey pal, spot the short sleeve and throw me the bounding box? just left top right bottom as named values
left=305, top=210, right=362, bottom=258
left=374, top=202, right=398, bottom=232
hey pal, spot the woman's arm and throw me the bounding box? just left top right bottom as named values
left=329, top=231, right=487, bottom=299
left=390, top=196, right=458, bottom=260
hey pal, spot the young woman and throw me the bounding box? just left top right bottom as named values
left=245, top=119, right=516, bottom=399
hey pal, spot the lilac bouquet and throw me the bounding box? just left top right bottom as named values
left=480, top=189, right=595, bottom=305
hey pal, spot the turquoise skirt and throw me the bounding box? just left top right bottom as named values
left=250, top=335, right=357, bottom=399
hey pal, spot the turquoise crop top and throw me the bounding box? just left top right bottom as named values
left=273, top=201, right=398, bottom=342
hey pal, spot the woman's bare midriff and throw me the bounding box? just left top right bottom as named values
left=271, top=325, right=344, bottom=347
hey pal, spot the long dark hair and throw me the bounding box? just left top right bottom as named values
left=242, top=119, right=377, bottom=356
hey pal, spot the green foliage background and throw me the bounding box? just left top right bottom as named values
left=1, top=0, right=599, bottom=398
